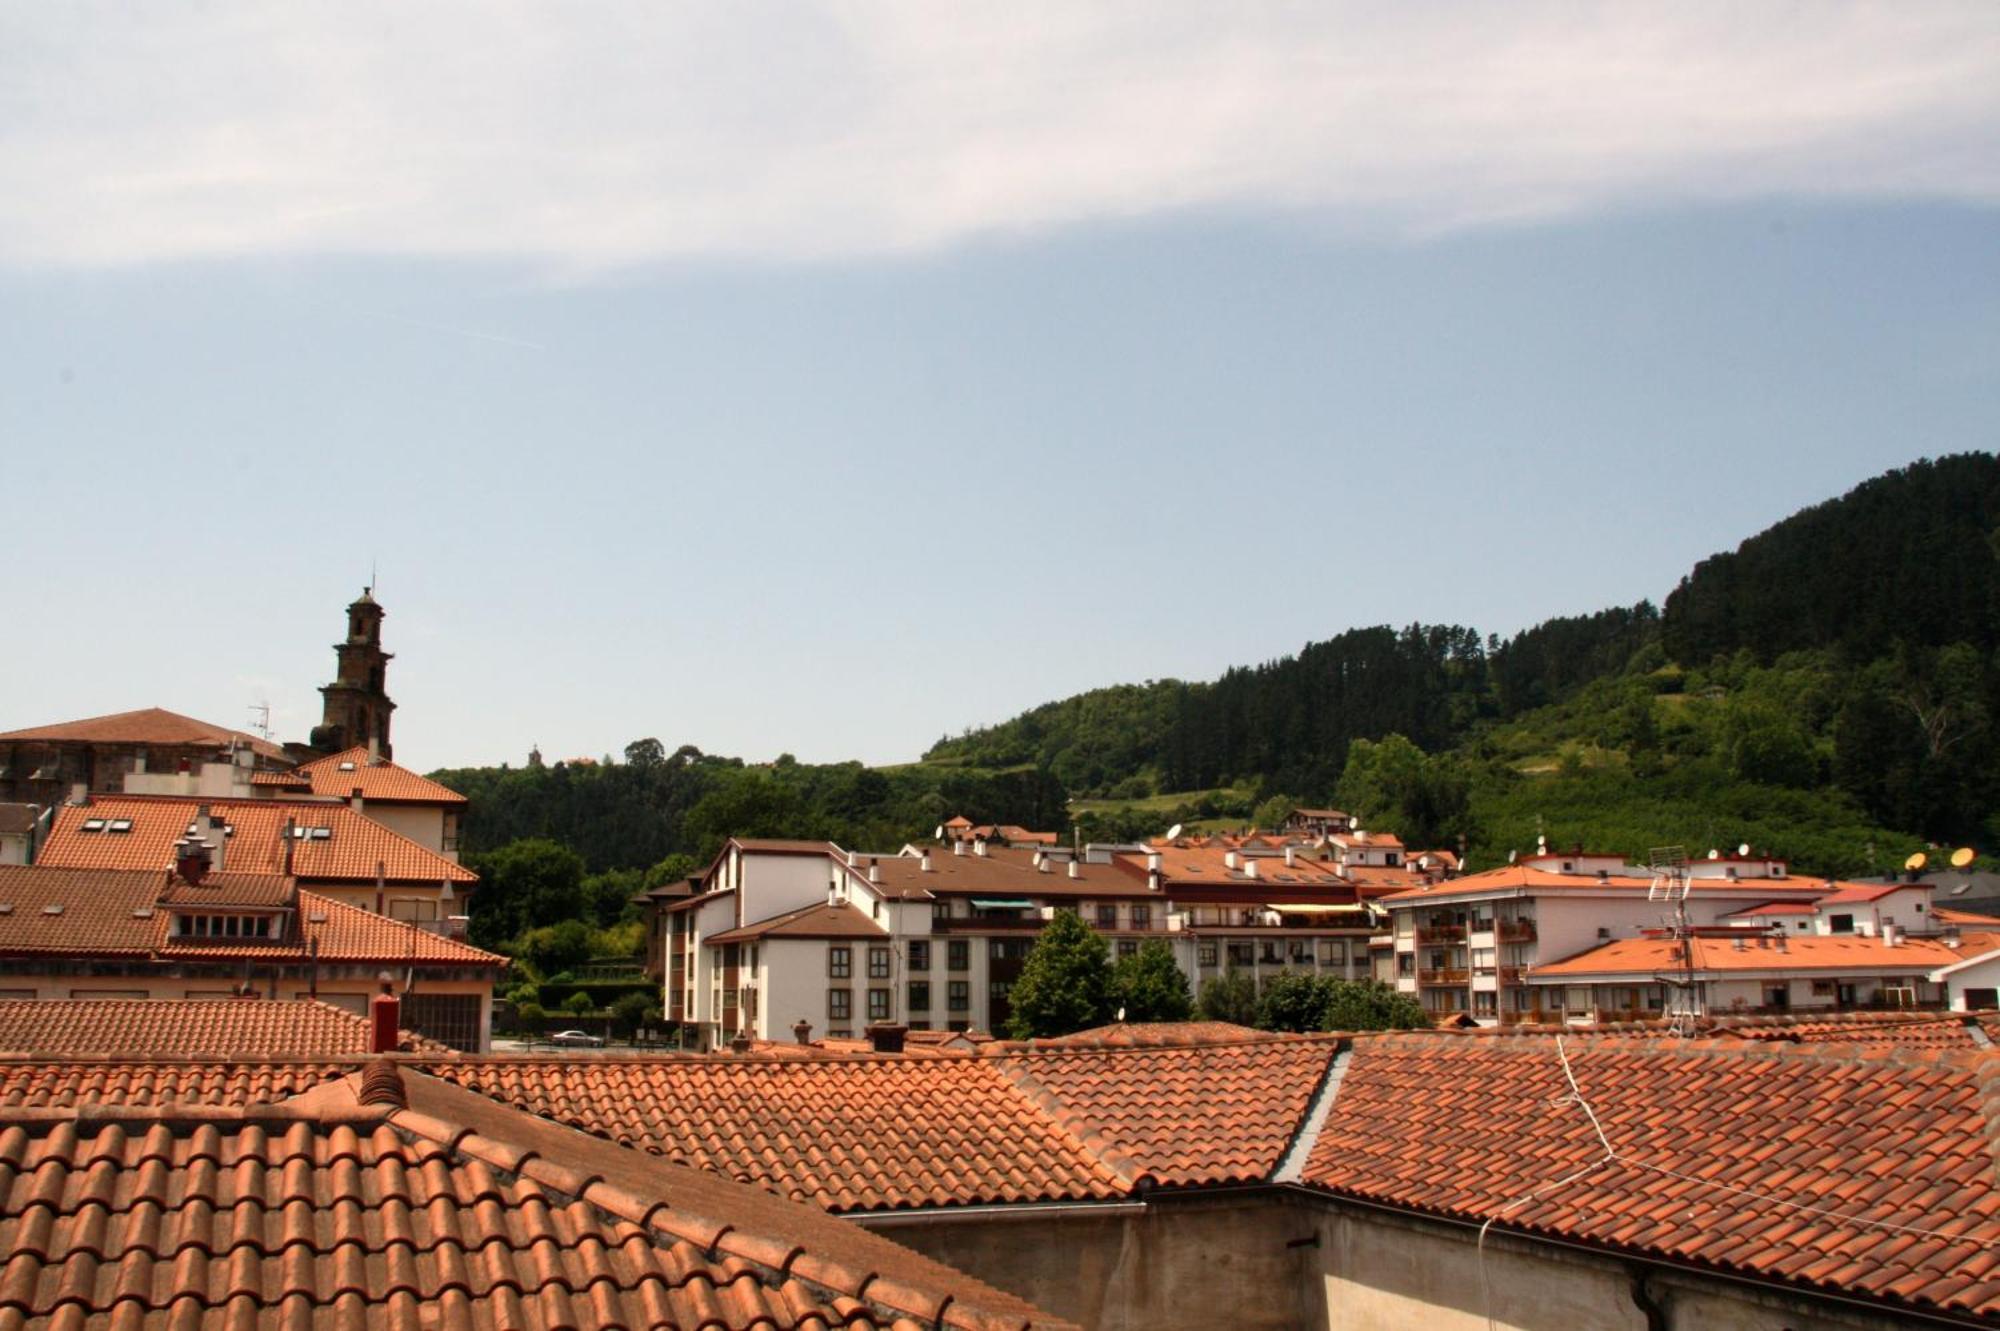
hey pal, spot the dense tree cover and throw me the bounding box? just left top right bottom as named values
left=1111, top=941, right=1194, bottom=1023
left=435, top=748, right=1068, bottom=871
left=1195, top=970, right=1259, bottom=1025
left=1257, top=973, right=1430, bottom=1032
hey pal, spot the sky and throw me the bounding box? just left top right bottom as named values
left=3, top=3, right=1998, bottom=772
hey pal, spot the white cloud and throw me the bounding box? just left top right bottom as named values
left=2, top=2, right=1996, bottom=269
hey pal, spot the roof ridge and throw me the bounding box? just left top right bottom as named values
left=987, top=1056, right=1150, bottom=1191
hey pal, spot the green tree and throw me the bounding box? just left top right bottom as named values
left=624, top=737, right=666, bottom=768
left=1195, top=969, right=1259, bottom=1025
left=1005, top=912, right=1113, bottom=1039
left=1252, top=794, right=1296, bottom=830
left=518, top=919, right=592, bottom=976
left=464, top=838, right=587, bottom=946
left=1255, top=971, right=1328, bottom=1033
left=1110, top=941, right=1193, bottom=1022
left=609, top=990, right=653, bottom=1034
left=1322, top=979, right=1430, bottom=1031
left=1335, top=735, right=1473, bottom=849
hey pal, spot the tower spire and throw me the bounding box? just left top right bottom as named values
left=309, top=588, right=396, bottom=759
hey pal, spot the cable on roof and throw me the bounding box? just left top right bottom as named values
left=1475, top=1035, right=1979, bottom=1331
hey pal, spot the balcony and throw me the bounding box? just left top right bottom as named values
left=931, top=915, right=1043, bottom=932
left=414, top=916, right=469, bottom=940
left=1416, top=924, right=1466, bottom=944
left=1497, top=920, right=1537, bottom=943
left=1497, top=965, right=1526, bottom=984
left=1417, top=968, right=1470, bottom=986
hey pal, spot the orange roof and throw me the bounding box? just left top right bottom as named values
left=0, top=1065, right=1067, bottom=1331
left=1379, top=863, right=1823, bottom=904
left=1811, top=878, right=1930, bottom=905
left=1937, top=906, right=2000, bottom=926
left=1118, top=846, right=1362, bottom=899
left=871, top=846, right=1148, bottom=899
left=1529, top=934, right=1960, bottom=978
left=0, top=706, right=288, bottom=761
left=1300, top=1033, right=2000, bottom=1321
left=1331, top=831, right=1405, bottom=850
left=288, top=746, right=468, bottom=804
left=0, top=865, right=503, bottom=968
left=38, top=795, right=476, bottom=883
left=0, top=998, right=442, bottom=1056
left=0, top=1059, right=354, bottom=1110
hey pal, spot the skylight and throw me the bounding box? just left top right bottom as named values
left=80, top=819, right=105, bottom=832
left=338, top=761, right=356, bottom=771
left=107, top=819, right=132, bottom=833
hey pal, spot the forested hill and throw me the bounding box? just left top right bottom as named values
left=926, top=454, right=2000, bottom=857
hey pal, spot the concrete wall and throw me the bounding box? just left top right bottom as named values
left=1943, top=950, right=2000, bottom=1009
left=863, top=1193, right=1926, bottom=1331
left=359, top=803, right=448, bottom=856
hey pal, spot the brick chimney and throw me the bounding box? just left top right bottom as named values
left=368, top=987, right=401, bottom=1054
left=792, top=1018, right=813, bottom=1045
left=866, top=1022, right=907, bottom=1054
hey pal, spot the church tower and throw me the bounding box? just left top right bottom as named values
left=310, top=588, right=396, bottom=758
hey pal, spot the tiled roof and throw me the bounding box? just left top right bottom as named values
left=1811, top=878, right=1929, bottom=905
left=1300, top=1033, right=2000, bottom=1322
left=425, top=1055, right=1132, bottom=1213
left=156, top=871, right=296, bottom=907
left=0, top=866, right=504, bottom=969
left=0, top=999, right=443, bottom=1056
left=291, top=746, right=469, bottom=805
left=705, top=901, right=888, bottom=944
left=990, top=1034, right=1339, bottom=1187
left=0, top=707, right=288, bottom=760
left=872, top=847, right=1145, bottom=900
left=38, top=796, right=476, bottom=883
left=0, top=1059, right=354, bottom=1110
left=1380, top=863, right=1826, bottom=904
left=1938, top=906, right=2000, bottom=926
left=0, top=1067, right=1070, bottom=1331
left=1529, top=934, right=1959, bottom=977
left=1694, top=1010, right=2000, bottom=1048
left=1032, top=1021, right=1270, bottom=1047
left=1724, top=901, right=1818, bottom=917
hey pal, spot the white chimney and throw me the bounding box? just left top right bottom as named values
left=953, top=840, right=965, bottom=857
left=868, top=861, right=881, bottom=883
left=1146, top=852, right=1162, bottom=873
left=1284, top=846, right=1297, bottom=868
left=1244, top=859, right=1260, bottom=879
left=1147, top=871, right=1161, bottom=893
left=920, top=853, right=934, bottom=873
left=973, top=839, right=988, bottom=857
left=1032, top=850, right=1044, bottom=870
left=1038, top=856, right=1051, bottom=874
left=1067, top=860, right=1080, bottom=879
left=1224, top=851, right=1239, bottom=870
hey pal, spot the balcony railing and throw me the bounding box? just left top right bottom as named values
left=1497, top=921, right=1537, bottom=943
left=1497, top=966, right=1526, bottom=983
left=1417, top=924, right=1466, bottom=943
left=1418, top=968, right=1470, bottom=986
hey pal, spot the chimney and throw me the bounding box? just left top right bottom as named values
left=729, top=1033, right=753, bottom=1054
left=368, top=986, right=401, bottom=1055
left=1284, top=846, right=1297, bottom=868
left=868, top=860, right=880, bottom=884
left=1032, top=850, right=1044, bottom=870
left=1068, top=860, right=1080, bottom=879
left=920, top=853, right=933, bottom=873
left=1881, top=924, right=1899, bottom=948
left=792, top=1018, right=813, bottom=1045
left=953, top=839, right=965, bottom=857
left=350, top=787, right=365, bottom=815
left=1732, top=935, right=1746, bottom=951
left=1224, top=851, right=1239, bottom=870
left=367, top=736, right=382, bottom=765
left=1146, top=851, right=1162, bottom=873
left=1244, top=859, right=1260, bottom=879
left=175, top=838, right=213, bottom=885
left=1775, top=935, right=1788, bottom=953
left=866, top=1023, right=907, bottom=1054
left=282, top=817, right=295, bottom=876
left=1038, top=856, right=1051, bottom=874
left=974, top=839, right=988, bottom=857
left=193, top=806, right=226, bottom=872
left=1147, top=870, right=1161, bottom=893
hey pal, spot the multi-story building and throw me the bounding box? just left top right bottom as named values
left=654, top=834, right=1403, bottom=1047
left=1379, top=851, right=1824, bottom=1024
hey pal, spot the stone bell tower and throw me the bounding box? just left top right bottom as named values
left=310, top=588, right=396, bottom=759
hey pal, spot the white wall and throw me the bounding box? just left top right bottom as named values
left=1940, top=951, right=2000, bottom=1010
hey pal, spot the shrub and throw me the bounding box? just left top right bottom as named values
left=562, top=992, right=595, bottom=1016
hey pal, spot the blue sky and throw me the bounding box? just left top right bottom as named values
left=3, top=5, right=1997, bottom=771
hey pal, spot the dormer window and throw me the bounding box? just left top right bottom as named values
left=173, top=913, right=276, bottom=939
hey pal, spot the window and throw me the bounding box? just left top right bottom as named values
left=1130, top=904, right=1150, bottom=930
left=1396, top=953, right=1414, bottom=977
left=1118, top=940, right=1138, bottom=958
left=1228, top=942, right=1254, bottom=966
left=1096, top=904, right=1118, bottom=929
left=1197, top=941, right=1218, bottom=967
left=1828, top=913, right=1855, bottom=935
left=908, top=941, right=929, bottom=970
left=948, top=940, right=968, bottom=971
left=829, top=946, right=851, bottom=978
left=868, top=946, right=890, bottom=979
left=948, top=1020, right=970, bottom=1033
left=1289, top=940, right=1312, bottom=963
left=868, top=989, right=890, bottom=1021
left=908, top=980, right=931, bottom=1010
left=828, top=989, right=851, bottom=1020
left=1319, top=940, right=1346, bottom=965
left=948, top=981, right=969, bottom=1012
left=388, top=898, right=438, bottom=922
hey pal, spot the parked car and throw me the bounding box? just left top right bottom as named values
left=548, top=1029, right=604, bottom=1047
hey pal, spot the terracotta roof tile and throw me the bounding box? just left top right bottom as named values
left=0, top=1000, right=443, bottom=1057
left=38, top=797, right=475, bottom=884
left=705, top=901, right=888, bottom=945
left=1530, top=934, right=1959, bottom=977
left=290, top=747, right=468, bottom=805
left=0, top=1069, right=1072, bottom=1331
left=0, top=707, right=287, bottom=760
left=1300, top=1033, right=2000, bottom=1321
left=0, top=1059, right=353, bottom=1109
left=1380, top=864, right=1825, bottom=904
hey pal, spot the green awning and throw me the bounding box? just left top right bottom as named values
left=970, top=898, right=1035, bottom=909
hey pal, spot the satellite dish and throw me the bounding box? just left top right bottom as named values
left=1707, top=849, right=1720, bottom=860
left=1506, top=849, right=1518, bottom=864
left=933, top=825, right=944, bottom=841
left=1904, top=851, right=1928, bottom=872
left=1165, top=823, right=1184, bottom=841
left=1737, top=842, right=1751, bottom=857
left=1951, top=846, right=1976, bottom=869
left=1116, top=1006, right=1127, bottom=1022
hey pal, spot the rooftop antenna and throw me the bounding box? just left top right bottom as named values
left=1647, top=845, right=1699, bottom=1035
left=247, top=700, right=273, bottom=741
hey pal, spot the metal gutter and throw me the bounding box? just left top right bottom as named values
left=845, top=1199, right=1149, bottom=1227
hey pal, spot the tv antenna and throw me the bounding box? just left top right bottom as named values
left=247, top=700, right=273, bottom=741
left=1647, top=846, right=1700, bottom=1035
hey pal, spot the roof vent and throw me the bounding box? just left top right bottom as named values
left=0, top=904, right=12, bottom=915
left=338, top=761, right=357, bottom=772
left=307, top=911, right=328, bottom=924
left=132, top=907, right=154, bottom=919
left=42, top=904, right=63, bottom=915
